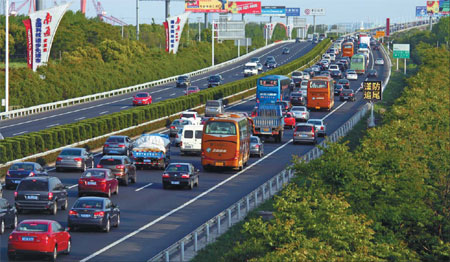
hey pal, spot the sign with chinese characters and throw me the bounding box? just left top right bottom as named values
left=261, top=6, right=286, bottom=16
left=27, top=3, right=70, bottom=71
left=440, top=0, right=450, bottom=14
left=303, top=8, right=325, bottom=16
left=163, top=12, right=190, bottom=54
left=264, top=23, right=276, bottom=39
left=393, top=44, right=410, bottom=59
left=375, top=31, right=385, bottom=38
left=227, top=1, right=261, bottom=14
left=185, top=0, right=229, bottom=13
left=363, top=81, right=382, bottom=101
left=285, top=7, right=300, bottom=17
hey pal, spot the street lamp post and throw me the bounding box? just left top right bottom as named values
left=5, top=0, right=9, bottom=115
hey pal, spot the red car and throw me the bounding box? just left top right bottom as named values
left=8, top=219, right=71, bottom=261
left=184, top=86, right=200, bottom=95
left=283, top=112, right=296, bottom=129
left=132, top=92, right=152, bottom=106
left=78, top=168, right=119, bottom=198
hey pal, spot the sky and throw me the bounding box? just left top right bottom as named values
left=44, top=0, right=429, bottom=25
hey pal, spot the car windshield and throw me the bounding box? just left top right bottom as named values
left=292, top=72, right=302, bottom=76
left=205, top=121, right=237, bottom=135
left=296, top=125, right=313, bottom=132
left=209, top=76, right=221, bottom=82
left=347, top=71, right=356, bottom=74
left=178, top=76, right=188, bottom=81
left=342, top=90, right=353, bottom=94
left=10, top=163, right=34, bottom=171
left=339, top=80, right=349, bottom=84
left=106, top=137, right=125, bottom=143
left=74, top=199, right=103, bottom=209
left=250, top=137, right=259, bottom=143
left=82, top=170, right=106, bottom=178
left=17, top=180, right=48, bottom=191
left=187, top=87, right=198, bottom=92
left=99, top=158, right=122, bottom=165
left=17, top=223, right=48, bottom=232
left=135, top=93, right=148, bottom=98
left=206, top=101, right=220, bottom=107
left=245, top=66, right=256, bottom=70
left=181, top=113, right=195, bottom=118
left=60, top=149, right=82, bottom=156
left=166, top=164, right=189, bottom=172
left=171, top=120, right=181, bottom=125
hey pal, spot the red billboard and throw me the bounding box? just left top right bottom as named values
left=23, top=19, right=33, bottom=69
left=386, top=18, right=390, bottom=37
left=227, top=1, right=261, bottom=14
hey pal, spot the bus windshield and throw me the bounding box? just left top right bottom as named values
left=259, top=79, right=278, bottom=86
left=205, top=122, right=237, bottom=135
left=310, top=81, right=328, bottom=88
left=352, top=58, right=364, bottom=63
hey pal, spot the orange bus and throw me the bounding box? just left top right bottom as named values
left=201, top=113, right=252, bottom=171
left=342, top=42, right=354, bottom=57
left=307, top=76, right=335, bottom=111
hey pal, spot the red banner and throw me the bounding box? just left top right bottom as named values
left=163, top=21, right=169, bottom=52
left=227, top=1, right=261, bottom=14
left=386, top=18, right=390, bottom=37
left=22, top=19, right=33, bottom=69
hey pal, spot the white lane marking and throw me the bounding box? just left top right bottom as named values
left=156, top=97, right=162, bottom=100
left=13, top=131, right=27, bottom=136
left=151, top=87, right=171, bottom=94
left=170, top=93, right=176, bottom=96
left=99, top=111, right=109, bottom=115
left=75, top=117, right=86, bottom=121
left=120, top=106, right=129, bottom=109
left=47, top=123, right=59, bottom=128
left=135, top=183, right=153, bottom=192
left=80, top=138, right=293, bottom=262
left=226, top=96, right=256, bottom=110
left=68, top=184, right=78, bottom=189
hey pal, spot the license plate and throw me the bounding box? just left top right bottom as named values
left=144, top=159, right=151, bottom=163
left=25, top=195, right=38, bottom=200
left=13, top=180, right=20, bottom=184
left=80, top=214, right=91, bottom=218
left=109, top=150, right=118, bottom=154
left=21, top=236, right=34, bottom=241
left=215, top=162, right=224, bottom=166
left=87, top=181, right=96, bottom=185
left=171, top=181, right=180, bottom=185
left=301, top=134, right=308, bottom=137
left=184, top=145, right=192, bottom=149
left=263, top=128, right=270, bottom=132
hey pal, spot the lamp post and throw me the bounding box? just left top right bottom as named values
left=4, top=0, right=9, bottom=115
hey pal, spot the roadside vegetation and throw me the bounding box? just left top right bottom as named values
left=193, top=17, right=450, bottom=262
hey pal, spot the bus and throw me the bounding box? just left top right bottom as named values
left=201, top=113, right=252, bottom=171
left=307, top=76, right=335, bottom=111
left=256, top=75, right=291, bottom=105
left=350, top=54, right=366, bottom=74
left=342, top=42, right=354, bottom=57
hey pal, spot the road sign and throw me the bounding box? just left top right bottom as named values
left=375, top=31, right=385, bottom=38
left=261, top=6, right=286, bottom=16
left=293, top=17, right=306, bottom=27
left=234, top=38, right=252, bottom=46
left=363, top=81, right=382, bottom=101
left=393, top=44, right=410, bottom=59
left=285, top=7, right=300, bottom=17
left=303, top=8, right=325, bottom=16
left=216, top=21, right=246, bottom=40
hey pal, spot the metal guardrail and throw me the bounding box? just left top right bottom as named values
left=0, top=41, right=293, bottom=121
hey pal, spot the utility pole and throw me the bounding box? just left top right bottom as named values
left=197, top=17, right=201, bottom=41
left=136, top=0, right=140, bottom=40
left=165, top=0, right=170, bottom=19
left=4, top=0, right=9, bottom=115
left=211, top=20, right=215, bottom=66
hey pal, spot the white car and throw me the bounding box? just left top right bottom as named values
left=346, top=70, right=358, bottom=80
left=290, top=106, right=310, bottom=122
left=243, top=62, right=258, bottom=77
left=180, top=110, right=201, bottom=125
left=307, top=119, right=326, bottom=137
left=329, top=53, right=336, bottom=61
left=375, top=58, right=384, bottom=65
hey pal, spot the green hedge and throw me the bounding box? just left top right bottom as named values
left=0, top=40, right=330, bottom=166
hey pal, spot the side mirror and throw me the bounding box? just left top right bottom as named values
left=65, top=227, right=70, bottom=232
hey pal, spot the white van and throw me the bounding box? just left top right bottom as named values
left=300, top=80, right=308, bottom=97
left=180, top=125, right=203, bottom=155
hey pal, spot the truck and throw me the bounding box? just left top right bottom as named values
left=359, top=36, right=371, bottom=49
left=205, top=100, right=225, bottom=117
left=243, top=62, right=258, bottom=77
left=252, top=104, right=284, bottom=143
left=132, top=134, right=171, bottom=170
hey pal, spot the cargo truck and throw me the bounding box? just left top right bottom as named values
left=132, top=134, right=171, bottom=170
left=252, top=104, right=284, bottom=143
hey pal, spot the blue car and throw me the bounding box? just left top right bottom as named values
left=5, top=162, right=48, bottom=189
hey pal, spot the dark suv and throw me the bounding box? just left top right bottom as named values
left=103, top=136, right=133, bottom=156
left=290, top=92, right=306, bottom=106
left=176, top=75, right=191, bottom=88
left=97, top=156, right=137, bottom=186
left=15, top=177, right=68, bottom=215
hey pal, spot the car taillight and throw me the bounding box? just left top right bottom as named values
left=170, top=126, right=175, bottom=129
left=29, top=172, right=35, bottom=177
left=181, top=174, right=190, bottom=179
left=116, top=165, right=125, bottom=169
left=103, top=144, right=109, bottom=147
left=56, top=157, right=63, bottom=161
left=97, top=164, right=103, bottom=168
left=14, top=191, right=18, bottom=199
left=321, top=126, right=324, bottom=130
left=6, top=170, right=10, bottom=176
left=234, top=151, right=239, bottom=160
left=69, top=210, right=78, bottom=216
left=162, top=173, right=170, bottom=178
left=176, top=134, right=179, bottom=138
left=94, top=211, right=105, bottom=218
left=255, top=144, right=260, bottom=148
left=180, top=141, right=182, bottom=147
left=9, top=235, right=14, bottom=240
left=48, top=192, right=53, bottom=200
left=74, top=158, right=82, bottom=162
left=118, top=144, right=126, bottom=148
left=350, top=93, right=354, bottom=96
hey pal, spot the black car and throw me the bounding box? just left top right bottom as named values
left=15, top=177, right=68, bottom=215
left=103, top=136, right=133, bottom=156
left=162, top=163, right=199, bottom=189
left=282, top=47, right=290, bottom=54
left=338, top=79, right=350, bottom=89
left=340, top=89, right=356, bottom=101
left=68, top=197, right=120, bottom=233
left=97, top=155, right=137, bottom=186
left=207, top=74, right=223, bottom=88
left=368, top=69, right=378, bottom=78
left=275, top=101, right=291, bottom=112
left=264, top=56, right=276, bottom=66
left=5, top=162, right=48, bottom=190
left=0, top=198, right=17, bottom=234
left=334, top=84, right=344, bottom=95
left=176, top=75, right=191, bottom=88
left=266, top=60, right=277, bottom=69
left=330, top=70, right=342, bottom=79
left=290, top=92, right=306, bottom=106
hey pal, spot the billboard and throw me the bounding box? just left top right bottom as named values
left=216, top=21, right=245, bottom=40
left=386, top=18, right=390, bottom=37
left=375, top=31, right=385, bottom=38
left=25, top=3, right=70, bottom=71
left=416, top=6, right=427, bottom=17
left=163, top=12, right=190, bottom=54
left=185, top=0, right=229, bottom=13
left=261, top=6, right=286, bottom=16
left=427, top=1, right=439, bottom=15
left=393, top=44, right=410, bottom=59
left=227, top=1, right=261, bottom=14
left=285, top=7, right=300, bottom=17
left=440, top=0, right=450, bottom=14
left=303, top=8, right=325, bottom=16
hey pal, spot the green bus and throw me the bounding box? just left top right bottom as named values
left=350, top=54, right=366, bottom=74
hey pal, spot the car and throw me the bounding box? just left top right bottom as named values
left=330, top=70, right=342, bottom=79
left=291, top=71, right=305, bottom=82
left=250, top=57, right=260, bottom=63
left=303, top=68, right=315, bottom=78
left=15, top=176, right=68, bottom=215
left=311, top=65, right=322, bottom=73
left=0, top=198, right=17, bottom=234
left=320, top=71, right=331, bottom=77
left=375, top=58, right=384, bottom=65
left=244, top=62, right=259, bottom=76
left=293, top=123, right=317, bottom=145
left=307, top=119, right=327, bottom=137
left=97, top=155, right=137, bottom=186
left=329, top=53, right=336, bottom=61
left=372, top=45, right=379, bottom=50
left=68, top=197, right=120, bottom=233
left=290, top=92, right=306, bottom=106
left=328, top=64, right=340, bottom=71
left=5, top=162, right=48, bottom=190
left=283, top=112, right=296, bottom=129
left=290, top=106, right=309, bottom=122
left=322, top=54, right=331, bottom=60
left=300, top=80, right=308, bottom=97
left=334, top=84, right=344, bottom=95
left=55, top=148, right=94, bottom=172
left=256, top=63, right=263, bottom=71
left=162, top=163, right=199, bottom=189
left=282, top=47, right=290, bottom=54
left=250, top=136, right=264, bottom=157
left=338, top=79, right=351, bottom=89
left=180, top=110, right=201, bottom=125
left=345, top=70, right=358, bottom=80
left=367, top=69, right=378, bottom=78
left=173, top=128, right=183, bottom=147
left=313, top=38, right=318, bottom=44
left=205, top=100, right=225, bottom=117
left=185, top=86, right=200, bottom=95
left=8, top=219, right=71, bottom=261
left=335, top=62, right=346, bottom=72
left=296, top=37, right=302, bottom=43
left=275, top=101, right=291, bottom=112
left=319, top=60, right=329, bottom=69
left=266, top=60, right=277, bottom=69
left=78, top=168, right=119, bottom=198
left=340, top=89, right=356, bottom=101
left=169, top=118, right=193, bottom=137
left=264, top=56, right=276, bottom=66
left=176, top=75, right=191, bottom=88
left=207, top=75, right=223, bottom=87
left=132, top=92, right=152, bottom=106
left=103, top=135, right=133, bottom=156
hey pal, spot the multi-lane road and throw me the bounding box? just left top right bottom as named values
left=0, top=41, right=315, bottom=138
left=0, top=44, right=389, bottom=261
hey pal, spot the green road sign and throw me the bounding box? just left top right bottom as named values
left=393, top=44, right=410, bottom=59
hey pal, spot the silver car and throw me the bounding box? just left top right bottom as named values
left=103, top=135, right=132, bottom=156
left=250, top=136, right=264, bottom=158
left=290, top=106, right=310, bottom=122
left=307, top=119, right=326, bottom=137
left=55, top=148, right=94, bottom=172
left=173, top=128, right=183, bottom=147
left=169, top=119, right=192, bottom=137
left=293, top=123, right=317, bottom=145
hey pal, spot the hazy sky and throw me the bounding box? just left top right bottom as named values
left=58, top=0, right=428, bottom=25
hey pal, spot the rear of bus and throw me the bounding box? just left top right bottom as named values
left=350, top=54, right=366, bottom=74
left=256, top=77, right=280, bottom=105
left=307, top=77, right=334, bottom=110
left=342, top=42, right=354, bottom=57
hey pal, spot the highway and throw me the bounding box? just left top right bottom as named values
left=0, top=46, right=390, bottom=261
left=0, top=41, right=315, bottom=138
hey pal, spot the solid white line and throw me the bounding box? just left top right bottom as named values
left=68, top=184, right=78, bottom=189
left=226, top=96, right=256, bottom=110
left=120, top=106, right=129, bottom=109
left=99, top=111, right=109, bottom=115
left=13, top=131, right=27, bottom=136
left=75, top=117, right=86, bottom=121
left=322, top=101, right=347, bottom=121
left=80, top=138, right=293, bottom=262
left=170, top=93, right=176, bottom=96
left=135, top=183, right=153, bottom=192
left=156, top=97, right=162, bottom=100
left=46, top=123, right=59, bottom=128
left=151, top=87, right=171, bottom=94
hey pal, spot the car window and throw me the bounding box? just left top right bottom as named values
left=251, top=137, right=258, bottom=143
left=74, top=199, right=103, bottom=209
left=18, top=180, right=48, bottom=191
left=99, top=158, right=122, bottom=165
left=82, top=170, right=107, bottom=178
left=184, top=130, right=194, bottom=139
left=296, top=125, right=313, bottom=132
left=166, top=164, right=189, bottom=172
left=10, top=163, right=34, bottom=171
left=105, top=199, right=112, bottom=209
left=17, top=222, right=48, bottom=232
left=308, top=120, right=321, bottom=125
left=60, top=149, right=82, bottom=156
left=195, top=131, right=203, bottom=139
left=52, top=222, right=63, bottom=232
left=171, top=120, right=180, bottom=125
left=106, top=137, right=125, bottom=143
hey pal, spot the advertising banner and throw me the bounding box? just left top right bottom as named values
left=303, top=8, right=325, bottom=16
left=416, top=6, right=427, bottom=17
left=185, top=0, right=229, bottom=13
left=440, top=0, right=450, bottom=14
left=28, top=3, right=70, bottom=71
left=363, top=81, right=382, bottom=101
left=264, top=23, right=276, bottom=39
left=375, top=31, right=385, bottom=38
left=285, top=7, right=300, bottom=17
left=164, top=12, right=190, bottom=54
left=22, top=19, right=33, bottom=69
left=261, top=6, right=285, bottom=16
left=393, top=44, right=410, bottom=59
left=227, top=1, right=261, bottom=14
left=386, top=18, right=390, bottom=36
left=427, top=1, right=439, bottom=15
